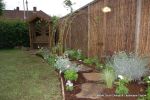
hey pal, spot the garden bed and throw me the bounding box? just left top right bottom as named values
left=58, top=60, right=147, bottom=100
left=61, top=70, right=147, bottom=100
left=35, top=48, right=150, bottom=100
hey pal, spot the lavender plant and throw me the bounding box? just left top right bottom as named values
left=107, top=51, right=149, bottom=81
left=54, top=56, right=78, bottom=73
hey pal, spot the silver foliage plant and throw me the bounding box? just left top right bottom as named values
left=107, top=51, right=149, bottom=81
left=54, top=56, right=78, bottom=73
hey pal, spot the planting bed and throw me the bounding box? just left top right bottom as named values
left=35, top=49, right=149, bottom=100
left=60, top=61, right=147, bottom=100
left=62, top=72, right=147, bottom=100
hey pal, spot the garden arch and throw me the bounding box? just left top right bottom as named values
left=28, top=15, right=51, bottom=49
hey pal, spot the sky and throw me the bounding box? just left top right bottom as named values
left=3, top=0, right=94, bottom=17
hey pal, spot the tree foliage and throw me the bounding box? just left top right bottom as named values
left=64, top=0, right=73, bottom=13
left=0, top=0, right=4, bottom=15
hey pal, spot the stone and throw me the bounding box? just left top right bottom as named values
left=76, top=83, right=105, bottom=99
left=82, top=73, right=103, bottom=82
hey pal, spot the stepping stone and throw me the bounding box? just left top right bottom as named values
left=82, top=73, right=103, bottom=82
left=76, top=83, right=105, bottom=99
left=77, top=64, right=93, bottom=72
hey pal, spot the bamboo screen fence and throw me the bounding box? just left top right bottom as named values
left=58, top=0, right=150, bottom=58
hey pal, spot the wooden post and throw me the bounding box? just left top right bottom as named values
left=135, top=0, right=142, bottom=54
left=29, top=24, right=33, bottom=49
left=49, top=22, right=52, bottom=49
left=87, top=5, right=90, bottom=57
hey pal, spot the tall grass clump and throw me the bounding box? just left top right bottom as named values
left=102, top=66, right=115, bottom=88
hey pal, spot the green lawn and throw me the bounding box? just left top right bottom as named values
left=0, top=49, right=62, bottom=100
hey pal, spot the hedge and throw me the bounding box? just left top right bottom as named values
left=0, top=20, right=29, bottom=49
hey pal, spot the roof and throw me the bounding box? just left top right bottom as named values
left=27, top=11, right=51, bottom=22
left=0, top=8, right=50, bottom=21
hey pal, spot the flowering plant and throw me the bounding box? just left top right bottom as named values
left=66, top=80, right=73, bottom=91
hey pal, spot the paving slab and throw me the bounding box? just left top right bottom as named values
left=77, top=64, right=93, bottom=72
left=76, top=83, right=105, bottom=99
left=82, top=73, right=103, bottom=82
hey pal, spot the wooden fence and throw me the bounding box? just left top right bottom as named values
left=58, top=0, right=150, bottom=58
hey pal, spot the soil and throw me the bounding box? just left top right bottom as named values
left=62, top=71, right=147, bottom=100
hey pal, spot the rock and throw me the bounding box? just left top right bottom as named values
left=76, top=83, right=105, bottom=99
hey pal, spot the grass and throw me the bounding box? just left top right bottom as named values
left=0, top=49, right=62, bottom=100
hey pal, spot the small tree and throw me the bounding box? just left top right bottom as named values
left=0, top=0, right=4, bottom=15
left=64, top=0, right=73, bottom=13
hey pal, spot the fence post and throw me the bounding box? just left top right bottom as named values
left=135, top=0, right=142, bottom=54
left=88, top=5, right=90, bottom=57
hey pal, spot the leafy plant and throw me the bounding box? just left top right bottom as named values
left=64, top=69, right=78, bottom=81
left=107, top=51, right=149, bottom=81
left=83, top=58, right=95, bottom=66
left=115, top=75, right=129, bottom=95
left=137, top=97, right=146, bottom=100
left=47, top=54, right=57, bottom=66
left=102, top=66, right=115, bottom=88
left=95, top=63, right=104, bottom=71
left=93, top=57, right=104, bottom=71
left=66, top=85, right=73, bottom=91
left=146, top=86, right=150, bottom=100
left=65, top=49, right=85, bottom=60
left=143, top=76, right=150, bottom=100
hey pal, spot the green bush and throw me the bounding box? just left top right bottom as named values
left=0, top=20, right=29, bottom=49
left=64, top=69, right=78, bottom=81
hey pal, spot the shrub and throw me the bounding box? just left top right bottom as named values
left=0, top=20, right=29, bottom=49
left=64, top=69, right=78, bottom=81
left=107, top=51, right=149, bottom=81
left=102, top=66, right=115, bottom=88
